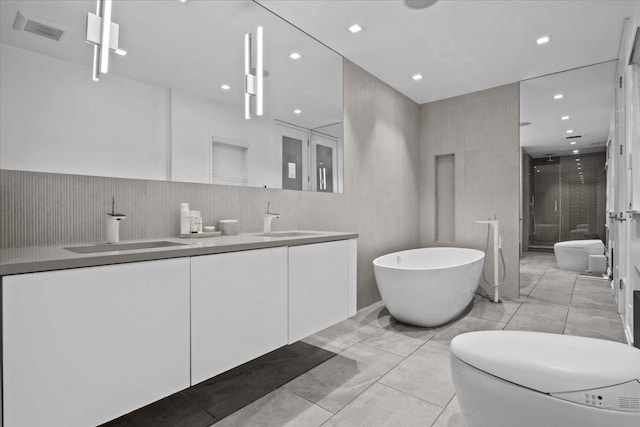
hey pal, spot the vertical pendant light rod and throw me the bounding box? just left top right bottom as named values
left=256, top=26, right=263, bottom=116
left=99, top=0, right=112, bottom=74
left=92, top=0, right=101, bottom=81
left=244, top=33, right=252, bottom=120
left=243, top=26, right=264, bottom=119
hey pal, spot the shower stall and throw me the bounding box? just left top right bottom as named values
left=526, top=152, right=606, bottom=250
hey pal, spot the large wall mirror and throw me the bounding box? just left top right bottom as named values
left=0, top=0, right=344, bottom=193
left=519, top=61, right=614, bottom=295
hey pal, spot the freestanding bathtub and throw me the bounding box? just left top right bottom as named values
left=373, top=247, right=485, bottom=327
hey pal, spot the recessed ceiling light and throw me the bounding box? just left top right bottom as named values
left=576, top=158, right=580, bottom=161
left=577, top=163, right=581, bottom=166
left=570, top=141, right=577, bottom=145
left=573, top=149, right=579, bottom=154
left=536, top=170, right=540, bottom=173
left=578, top=167, right=582, bottom=170
left=536, top=35, right=551, bottom=45
left=566, top=130, right=574, bottom=134
left=178, top=0, right=189, bottom=3
left=412, top=73, right=423, bottom=81
left=554, top=94, right=564, bottom=100
left=561, top=116, right=570, bottom=120
left=289, top=52, right=302, bottom=60
left=220, top=84, right=231, bottom=90
left=293, top=109, right=302, bottom=114
left=348, top=24, right=363, bottom=34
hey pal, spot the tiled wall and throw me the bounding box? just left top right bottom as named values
left=0, top=60, right=422, bottom=309
left=559, top=152, right=606, bottom=241
left=418, top=84, right=521, bottom=299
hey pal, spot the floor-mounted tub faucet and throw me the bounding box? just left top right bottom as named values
left=263, top=201, right=281, bottom=234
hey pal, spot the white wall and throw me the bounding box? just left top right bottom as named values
left=170, top=90, right=275, bottom=187
left=0, top=44, right=170, bottom=181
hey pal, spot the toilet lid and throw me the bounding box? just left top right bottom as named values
left=554, top=239, right=603, bottom=249
left=450, top=331, right=640, bottom=393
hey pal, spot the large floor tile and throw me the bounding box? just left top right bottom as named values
left=102, top=392, right=216, bottom=427
left=432, top=396, right=464, bottom=427
left=431, top=316, right=505, bottom=345
left=285, top=343, right=403, bottom=414
left=519, top=263, right=549, bottom=276
left=183, top=344, right=334, bottom=420
left=213, top=389, right=331, bottom=427
left=360, top=327, right=426, bottom=357
left=564, top=307, right=626, bottom=343
left=527, top=282, right=573, bottom=305
left=542, top=268, right=579, bottom=282
left=570, top=278, right=617, bottom=313
left=302, top=318, right=381, bottom=353
left=379, top=341, right=455, bottom=408
left=323, top=383, right=442, bottom=427
left=351, top=301, right=394, bottom=329
left=505, top=301, right=568, bottom=334
left=467, top=297, right=521, bottom=324
left=519, top=271, right=541, bottom=296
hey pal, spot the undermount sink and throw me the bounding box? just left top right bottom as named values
left=253, top=231, right=320, bottom=238
left=64, top=241, right=188, bottom=254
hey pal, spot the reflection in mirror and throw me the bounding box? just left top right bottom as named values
left=0, top=0, right=344, bottom=192
left=519, top=62, right=614, bottom=295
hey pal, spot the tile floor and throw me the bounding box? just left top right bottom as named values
left=212, top=252, right=625, bottom=427
left=104, top=252, right=626, bottom=427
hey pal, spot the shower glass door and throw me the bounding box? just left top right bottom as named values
left=530, top=161, right=561, bottom=248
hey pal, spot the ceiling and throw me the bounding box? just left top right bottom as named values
left=257, top=0, right=636, bottom=157
left=0, top=0, right=343, bottom=130
left=257, top=0, right=636, bottom=104
left=520, top=61, right=616, bottom=158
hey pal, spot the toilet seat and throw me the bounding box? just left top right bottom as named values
left=450, top=331, right=640, bottom=426
left=450, top=331, right=640, bottom=394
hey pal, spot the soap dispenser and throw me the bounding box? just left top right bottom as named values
left=106, top=196, right=126, bottom=244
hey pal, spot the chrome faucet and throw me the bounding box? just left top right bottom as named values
left=263, top=201, right=281, bottom=234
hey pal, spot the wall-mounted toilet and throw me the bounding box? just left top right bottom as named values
left=553, top=239, right=604, bottom=272
left=450, top=331, right=640, bottom=427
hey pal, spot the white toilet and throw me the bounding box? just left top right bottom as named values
left=553, top=239, right=604, bottom=272
left=450, top=331, right=640, bottom=427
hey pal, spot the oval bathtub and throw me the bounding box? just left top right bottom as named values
left=373, top=247, right=485, bottom=327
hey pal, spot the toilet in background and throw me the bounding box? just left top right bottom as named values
left=553, top=239, right=604, bottom=272
left=450, top=331, right=640, bottom=427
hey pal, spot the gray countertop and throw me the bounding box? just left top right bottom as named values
left=0, top=230, right=358, bottom=276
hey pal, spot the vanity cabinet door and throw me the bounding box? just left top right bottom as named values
left=288, top=240, right=350, bottom=343
left=2, top=258, right=191, bottom=427
left=190, top=247, right=288, bottom=385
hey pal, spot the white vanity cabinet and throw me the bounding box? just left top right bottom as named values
left=190, top=247, right=288, bottom=385
left=288, top=239, right=356, bottom=343
left=1, top=258, right=191, bottom=427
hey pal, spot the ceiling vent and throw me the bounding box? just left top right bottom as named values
left=13, top=11, right=65, bottom=41
left=566, top=135, right=582, bottom=140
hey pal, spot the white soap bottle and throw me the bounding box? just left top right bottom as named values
left=180, top=203, right=191, bottom=235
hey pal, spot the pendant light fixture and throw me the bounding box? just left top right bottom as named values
left=244, top=26, right=264, bottom=119
left=85, top=0, right=127, bottom=81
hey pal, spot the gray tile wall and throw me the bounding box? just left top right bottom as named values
left=0, top=60, right=421, bottom=310
left=418, top=84, right=521, bottom=299
left=559, top=152, right=606, bottom=241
